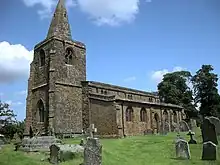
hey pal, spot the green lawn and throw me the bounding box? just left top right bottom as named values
left=0, top=130, right=220, bottom=165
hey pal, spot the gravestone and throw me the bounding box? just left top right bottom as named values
left=201, top=118, right=218, bottom=145
left=187, top=131, right=197, bottom=144
left=179, top=121, right=189, bottom=132
left=206, top=116, right=220, bottom=136
left=50, top=144, right=84, bottom=164
left=202, top=141, right=217, bottom=160
left=84, top=137, right=102, bottom=165
left=175, top=139, right=191, bottom=159
left=189, top=119, right=197, bottom=132
left=19, top=136, right=62, bottom=152
left=160, top=122, right=169, bottom=135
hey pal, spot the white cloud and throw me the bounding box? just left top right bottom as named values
left=77, top=0, right=141, bottom=26
left=22, top=0, right=150, bottom=26
left=124, top=76, right=136, bottom=82
left=151, top=66, right=185, bottom=83
left=0, top=41, right=33, bottom=84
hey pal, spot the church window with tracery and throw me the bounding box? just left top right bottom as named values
left=140, top=108, right=147, bottom=122
left=126, top=107, right=134, bottom=122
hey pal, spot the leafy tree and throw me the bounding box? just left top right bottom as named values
left=191, top=65, right=220, bottom=117
left=0, top=101, right=16, bottom=124
left=0, top=100, right=17, bottom=139
left=158, top=71, right=197, bottom=120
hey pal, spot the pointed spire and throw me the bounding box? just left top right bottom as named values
left=47, top=0, right=72, bottom=40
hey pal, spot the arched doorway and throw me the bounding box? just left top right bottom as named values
left=154, top=113, right=160, bottom=133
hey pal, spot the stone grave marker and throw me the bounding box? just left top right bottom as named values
left=49, top=144, right=84, bottom=164
left=206, top=116, right=220, bottom=136
left=175, top=139, right=191, bottom=159
left=202, top=141, right=217, bottom=160
left=179, top=121, right=190, bottom=132
left=84, top=137, right=102, bottom=165
left=187, top=131, right=197, bottom=144
left=160, top=121, right=169, bottom=135
left=201, top=118, right=218, bottom=145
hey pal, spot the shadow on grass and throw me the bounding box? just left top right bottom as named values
left=170, top=157, right=190, bottom=161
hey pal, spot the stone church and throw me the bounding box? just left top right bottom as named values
left=25, top=0, right=186, bottom=138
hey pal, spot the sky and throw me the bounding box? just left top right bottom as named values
left=0, top=0, right=220, bottom=121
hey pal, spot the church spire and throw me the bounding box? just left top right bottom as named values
left=47, top=0, right=72, bottom=40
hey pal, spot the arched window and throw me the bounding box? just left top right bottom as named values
left=65, top=47, right=74, bottom=65
left=140, top=108, right=147, bottom=122
left=126, top=107, right=134, bottom=122
left=173, top=111, right=177, bottom=123
left=37, top=100, right=45, bottom=122
left=163, top=110, right=168, bottom=122
left=39, top=49, right=45, bottom=66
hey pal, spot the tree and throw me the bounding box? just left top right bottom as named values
left=0, top=101, right=16, bottom=126
left=191, top=65, right=220, bottom=117
left=0, top=100, right=17, bottom=139
left=158, top=71, right=197, bottom=120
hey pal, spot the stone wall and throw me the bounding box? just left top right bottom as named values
left=54, top=84, right=83, bottom=134
left=89, top=99, right=118, bottom=137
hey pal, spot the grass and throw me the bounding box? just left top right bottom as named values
left=0, top=129, right=220, bottom=165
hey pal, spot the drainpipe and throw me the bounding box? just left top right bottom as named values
left=121, top=102, right=125, bottom=137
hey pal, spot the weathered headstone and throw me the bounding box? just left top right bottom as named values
left=84, top=138, right=102, bottom=165
left=187, top=131, right=197, bottom=144
left=179, top=121, right=189, bottom=132
left=50, top=144, right=84, bottom=164
left=189, top=119, right=197, bottom=132
left=202, top=141, right=217, bottom=160
left=160, top=121, right=169, bottom=135
left=206, top=116, right=220, bottom=136
left=201, top=118, right=218, bottom=145
left=19, top=136, right=62, bottom=152
left=175, top=139, right=191, bottom=159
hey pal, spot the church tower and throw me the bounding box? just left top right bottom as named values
left=25, top=0, right=86, bottom=136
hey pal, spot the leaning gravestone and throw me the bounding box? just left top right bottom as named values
left=202, top=141, right=217, bottom=160
left=175, top=139, right=191, bottom=159
left=201, top=118, right=218, bottom=145
left=84, top=137, right=102, bottom=165
left=49, top=144, right=84, bottom=164
left=179, top=121, right=189, bottom=132
left=206, top=116, right=220, bottom=136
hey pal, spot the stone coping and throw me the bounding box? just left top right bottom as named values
left=85, top=81, right=158, bottom=97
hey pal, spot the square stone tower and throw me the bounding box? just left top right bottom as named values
left=25, top=0, right=86, bottom=136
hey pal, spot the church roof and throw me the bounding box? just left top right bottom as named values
left=47, top=0, right=72, bottom=40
